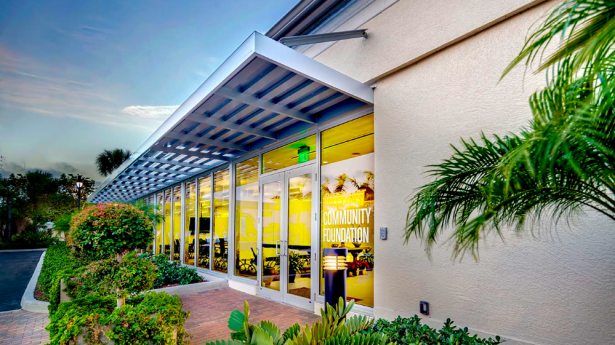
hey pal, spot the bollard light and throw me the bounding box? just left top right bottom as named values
left=323, top=247, right=347, bottom=311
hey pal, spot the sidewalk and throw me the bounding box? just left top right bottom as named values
left=0, top=287, right=321, bottom=344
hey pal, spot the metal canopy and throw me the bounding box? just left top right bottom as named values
left=89, top=32, right=373, bottom=203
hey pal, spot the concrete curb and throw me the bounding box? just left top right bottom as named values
left=151, top=271, right=228, bottom=296
left=21, top=250, right=50, bottom=314
left=0, top=248, right=47, bottom=253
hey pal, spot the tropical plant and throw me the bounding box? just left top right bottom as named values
left=404, top=0, right=615, bottom=260
left=96, top=148, right=131, bottom=177
left=205, top=298, right=387, bottom=345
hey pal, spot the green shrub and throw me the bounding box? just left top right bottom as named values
left=0, top=229, right=59, bottom=250
left=47, top=292, right=190, bottom=345
left=37, top=243, right=82, bottom=301
left=82, top=252, right=158, bottom=299
left=370, top=315, right=501, bottom=344
left=139, top=253, right=202, bottom=288
left=68, top=203, right=153, bottom=262
left=206, top=298, right=387, bottom=345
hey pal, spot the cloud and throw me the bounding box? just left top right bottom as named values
left=121, top=105, right=179, bottom=120
left=0, top=161, right=89, bottom=179
left=194, top=56, right=221, bottom=78
left=56, top=25, right=115, bottom=43
left=0, top=45, right=172, bottom=132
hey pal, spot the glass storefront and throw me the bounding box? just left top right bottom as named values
left=320, top=114, right=375, bottom=307
left=142, top=113, right=375, bottom=310
left=163, top=189, right=172, bottom=258
left=198, top=175, right=212, bottom=269
left=213, top=169, right=230, bottom=273
left=234, top=157, right=259, bottom=279
left=184, top=180, right=196, bottom=265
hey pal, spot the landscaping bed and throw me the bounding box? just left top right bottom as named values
left=36, top=243, right=205, bottom=302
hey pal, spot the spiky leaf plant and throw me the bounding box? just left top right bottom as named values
left=205, top=298, right=389, bottom=345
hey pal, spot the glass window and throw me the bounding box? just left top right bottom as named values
left=156, top=192, right=163, bottom=255
left=287, top=173, right=312, bottom=298
left=184, top=181, right=196, bottom=265
left=260, top=181, right=282, bottom=290
left=320, top=114, right=375, bottom=307
left=148, top=195, right=155, bottom=253
left=234, top=157, right=259, bottom=279
left=213, top=168, right=230, bottom=273
left=172, top=186, right=182, bottom=262
left=163, top=189, right=172, bottom=258
left=262, top=135, right=316, bottom=174
left=197, top=175, right=212, bottom=269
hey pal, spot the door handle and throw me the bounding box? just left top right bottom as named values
left=275, top=240, right=281, bottom=256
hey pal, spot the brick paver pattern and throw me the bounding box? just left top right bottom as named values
left=183, top=288, right=321, bottom=343
left=0, top=310, right=49, bottom=345
left=0, top=288, right=320, bottom=344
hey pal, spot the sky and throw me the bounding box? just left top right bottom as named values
left=0, top=0, right=298, bottom=183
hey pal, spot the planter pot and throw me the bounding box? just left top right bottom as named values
left=289, top=274, right=296, bottom=283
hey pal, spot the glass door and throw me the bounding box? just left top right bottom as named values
left=257, top=164, right=316, bottom=310
left=258, top=173, right=284, bottom=301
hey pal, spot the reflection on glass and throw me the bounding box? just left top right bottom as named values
left=156, top=193, right=163, bottom=254
left=235, top=157, right=259, bottom=279
left=197, top=175, right=212, bottom=269
left=320, top=114, right=375, bottom=307
left=164, top=189, right=172, bottom=258
left=184, top=181, right=196, bottom=265
left=287, top=173, right=312, bottom=299
left=173, top=186, right=182, bottom=262
left=262, top=135, right=316, bottom=174
left=261, top=181, right=281, bottom=290
left=213, top=169, right=229, bottom=273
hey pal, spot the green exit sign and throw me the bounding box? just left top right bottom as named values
left=298, top=146, right=310, bottom=164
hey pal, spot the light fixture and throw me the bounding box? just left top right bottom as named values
left=323, top=248, right=347, bottom=311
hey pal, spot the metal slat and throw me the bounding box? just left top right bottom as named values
left=216, top=86, right=315, bottom=124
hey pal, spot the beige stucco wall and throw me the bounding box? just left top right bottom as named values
left=315, top=1, right=615, bottom=344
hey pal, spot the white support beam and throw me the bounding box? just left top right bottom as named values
left=216, top=86, right=315, bottom=124
left=164, top=131, right=249, bottom=152
left=188, top=115, right=277, bottom=140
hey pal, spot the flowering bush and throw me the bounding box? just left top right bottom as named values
left=69, top=203, right=153, bottom=262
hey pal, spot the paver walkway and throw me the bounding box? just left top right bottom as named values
left=0, top=251, right=43, bottom=312
left=0, top=310, right=49, bottom=345
left=183, top=288, right=320, bottom=343
left=0, top=287, right=320, bottom=344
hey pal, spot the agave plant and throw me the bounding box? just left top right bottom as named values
left=405, top=0, right=615, bottom=260
left=205, top=298, right=389, bottom=345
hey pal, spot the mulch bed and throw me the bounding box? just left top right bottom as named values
left=34, top=283, right=47, bottom=301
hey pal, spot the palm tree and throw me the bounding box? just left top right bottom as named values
left=96, top=149, right=131, bottom=177
left=405, top=0, right=615, bottom=260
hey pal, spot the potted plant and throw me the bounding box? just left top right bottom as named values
left=288, top=251, right=304, bottom=283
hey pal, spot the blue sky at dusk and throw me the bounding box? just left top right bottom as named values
left=0, top=0, right=297, bottom=182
